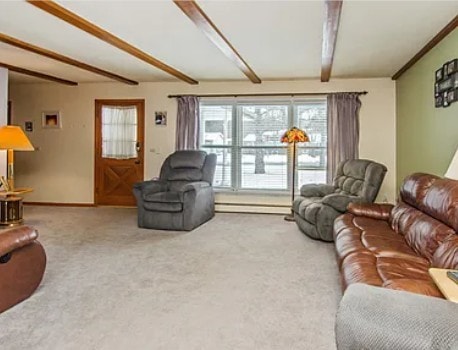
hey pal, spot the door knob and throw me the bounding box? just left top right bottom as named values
left=136, top=142, right=141, bottom=152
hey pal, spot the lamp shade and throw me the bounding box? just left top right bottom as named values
left=0, top=125, right=34, bottom=151
left=445, top=147, right=458, bottom=180
left=280, top=127, right=309, bottom=144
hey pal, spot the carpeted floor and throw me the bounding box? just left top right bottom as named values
left=0, top=206, right=340, bottom=350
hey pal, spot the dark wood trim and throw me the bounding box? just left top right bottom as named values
left=0, top=62, right=77, bottom=85
left=28, top=0, right=198, bottom=85
left=321, top=0, right=343, bottom=82
left=392, top=15, right=458, bottom=80
left=168, top=91, right=367, bottom=98
left=173, top=0, right=261, bottom=84
left=0, top=33, right=138, bottom=85
left=24, top=202, right=96, bottom=207
left=7, top=101, right=11, bottom=125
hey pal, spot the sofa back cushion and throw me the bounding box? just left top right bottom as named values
left=333, top=159, right=387, bottom=201
left=391, top=173, right=458, bottom=264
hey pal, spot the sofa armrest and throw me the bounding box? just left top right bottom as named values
left=336, top=284, right=458, bottom=350
left=300, top=184, right=335, bottom=197
left=0, top=226, right=38, bottom=257
left=347, top=202, right=394, bottom=221
left=322, top=194, right=363, bottom=212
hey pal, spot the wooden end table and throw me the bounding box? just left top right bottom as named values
left=0, top=188, right=33, bottom=227
left=429, top=268, right=458, bottom=303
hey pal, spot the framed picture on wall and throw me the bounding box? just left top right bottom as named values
left=435, top=67, right=444, bottom=82
left=42, top=111, right=61, bottom=129
left=25, top=121, right=33, bottom=132
left=447, top=59, right=458, bottom=75
left=155, top=111, right=167, bottom=126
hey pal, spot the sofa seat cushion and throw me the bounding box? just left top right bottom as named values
left=340, top=252, right=383, bottom=289
left=340, top=253, right=443, bottom=298
left=335, top=214, right=419, bottom=266
left=376, top=256, right=430, bottom=282
left=383, top=279, right=443, bottom=298
left=143, top=191, right=182, bottom=203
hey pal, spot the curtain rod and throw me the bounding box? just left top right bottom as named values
left=168, top=91, right=368, bottom=98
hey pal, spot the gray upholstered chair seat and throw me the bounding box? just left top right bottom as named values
left=133, top=150, right=217, bottom=231
left=294, top=159, right=387, bottom=241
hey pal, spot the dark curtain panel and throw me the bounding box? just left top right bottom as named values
left=175, top=96, right=200, bottom=150
left=327, top=93, right=362, bottom=183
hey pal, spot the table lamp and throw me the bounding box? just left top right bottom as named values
left=445, top=146, right=458, bottom=180
left=0, top=125, right=34, bottom=190
left=281, top=126, right=309, bottom=221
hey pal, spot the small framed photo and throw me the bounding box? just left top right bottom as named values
left=435, top=95, right=443, bottom=108
left=447, top=59, right=458, bottom=76
left=443, top=91, right=450, bottom=107
left=155, top=111, right=167, bottom=126
left=435, top=67, right=444, bottom=82
left=447, top=88, right=458, bottom=104
left=42, top=111, right=61, bottom=129
left=24, top=121, right=33, bottom=132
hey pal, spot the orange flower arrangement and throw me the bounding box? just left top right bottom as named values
left=280, top=127, right=309, bottom=143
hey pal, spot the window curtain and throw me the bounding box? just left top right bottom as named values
left=326, top=93, right=362, bottom=183
left=176, top=96, right=200, bottom=150
left=102, top=106, right=137, bottom=159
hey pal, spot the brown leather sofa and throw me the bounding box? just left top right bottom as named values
left=334, top=173, right=458, bottom=298
left=0, top=226, right=46, bottom=313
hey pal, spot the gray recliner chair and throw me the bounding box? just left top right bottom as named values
left=133, top=150, right=217, bottom=231
left=293, top=159, right=387, bottom=242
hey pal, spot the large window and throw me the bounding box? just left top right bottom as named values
left=200, top=98, right=327, bottom=192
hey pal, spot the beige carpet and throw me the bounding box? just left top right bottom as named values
left=0, top=206, right=340, bottom=350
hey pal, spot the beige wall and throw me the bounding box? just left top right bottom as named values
left=9, top=78, right=396, bottom=206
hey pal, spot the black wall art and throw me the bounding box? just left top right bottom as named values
left=435, top=58, right=458, bottom=108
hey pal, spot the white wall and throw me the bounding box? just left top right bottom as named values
left=9, top=78, right=396, bottom=206
left=0, top=68, right=7, bottom=178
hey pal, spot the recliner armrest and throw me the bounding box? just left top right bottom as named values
left=181, top=181, right=210, bottom=193
left=300, top=184, right=335, bottom=197
left=347, top=202, right=394, bottom=221
left=133, top=180, right=167, bottom=194
left=0, top=226, right=38, bottom=257
left=322, top=194, right=363, bottom=212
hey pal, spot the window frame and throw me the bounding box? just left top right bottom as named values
left=200, top=97, right=327, bottom=193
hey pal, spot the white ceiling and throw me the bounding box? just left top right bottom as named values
left=0, top=0, right=456, bottom=84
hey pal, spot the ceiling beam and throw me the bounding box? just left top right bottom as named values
left=0, top=33, right=138, bottom=85
left=28, top=0, right=198, bottom=85
left=321, top=0, right=343, bottom=82
left=174, top=0, right=261, bottom=84
left=0, top=62, right=78, bottom=86
left=392, top=15, right=458, bottom=80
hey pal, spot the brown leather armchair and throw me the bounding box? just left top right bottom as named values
left=0, top=226, right=46, bottom=313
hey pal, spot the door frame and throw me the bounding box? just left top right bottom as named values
left=94, top=99, right=145, bottom=206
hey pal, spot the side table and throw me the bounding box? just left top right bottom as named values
left=429, top=268, right=458, bottom=303
left=0, top=188, right=33, bottom=227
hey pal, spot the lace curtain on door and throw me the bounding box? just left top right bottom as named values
left=102, top=106, right=137, bottom=159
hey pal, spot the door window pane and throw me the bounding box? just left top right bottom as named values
left=102, top=106, right=137, bottom=159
